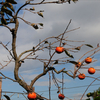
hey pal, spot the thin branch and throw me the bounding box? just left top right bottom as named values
left=46, top=52, right=56, bottom=68
left=80, top=76, right=100, bottom=100
left=59, top=19, right=72, bottom=46
left=54, top=68, right=65, bottom=74
left=40, top=0, right=45, bottom=4
left=78, top=45, right=100, bottom=61
left=0, top=72, right=16, bottom=82
left=0, top=42, right=14, bottom=59
left=1, top=24, right=12, bottom=32
left=0, top=59, right=12, bottom=70
left=15, top=2, right=29, bottom=17
left=17, top=17, right=31, bottom=25
left=18, top=49, right=33, bottom=59
left=29, top=1, right=68, bottom=5
left=30, top=67, right=50, bottom=87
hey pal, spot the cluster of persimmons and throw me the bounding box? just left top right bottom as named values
left=77, top=57, right=95, bottom=80
left=27, top=47, right=96, bottom=100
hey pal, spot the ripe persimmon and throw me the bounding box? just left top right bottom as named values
left=88, top=67, right=95, bottom=74
left=85, top=57, right=92, bottom=64
left=78, top=73, right=85, bottom=80
left=58, top=94, right=65, bottom=99
left=76, top=62, right=81, bottom=68
left=55, top=47, right=64, bottom=54
left=27, top=92, right=36, bottom=100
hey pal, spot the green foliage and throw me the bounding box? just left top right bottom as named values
left=94, top=97, right=100, bottom=100
left=86, top=87, right=100, bottom=100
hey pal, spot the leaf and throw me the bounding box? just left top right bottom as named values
left=4, top=95, right=10, bottom=100
left=44, top=41, right=48, bottom=44
left=87, top=93, right=91, bottom=97
left=94, top=96, right=100, bottom=100
left=75, top=46, right=81, bottom=50
left=4, top=2, right=15, bottom=12
left=72, top=0, right=78, bottom=3
left=57, top=90, right=59, bottom=93
left=64, top=50, right=74, bottom=58
left=30, top=7, right=35, bottom=10
left=38, top=23, right=43, bottom=27
left=5, top=9, right=12, bottom=16
left=1, top=17, right=7, bottom=25
left=85, top=44, right=93, bottom=48
left=69, top=61, right=78, bottom=65
left=1, top=6, right=12, bottom=16
left=40, top=10, right=44, bottom=12
left=6, top=0, right=17, bottom=4
left=37, top=12, right=44, bottom=18
left=54, top=60, right=58, bottom=64
left=31, top=23, right=39, bottom=29
left=62, top=42, right=66, bottom=46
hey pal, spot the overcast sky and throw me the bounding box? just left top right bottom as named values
left=0, top=0, right=100, bottom=100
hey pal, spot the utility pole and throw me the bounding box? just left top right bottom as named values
left=0, top=76, right=2, bottom=100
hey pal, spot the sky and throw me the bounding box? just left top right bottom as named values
left=0, top=0, right=100, bottom=100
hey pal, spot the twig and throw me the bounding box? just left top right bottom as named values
left=0, top=72, right=16, bottom=82
left=0, top=59, right=12, bottom=70
left=2, top=24, right=12, bottom=32
left=78, top=45, right=100, bottom=61
left=59, top=19, right=72, bottom=46
left=0, top=42, right=14, bottom=59
left=40, top=0, right=45, bottom=4
left=17, top=17, right=31, bottom=25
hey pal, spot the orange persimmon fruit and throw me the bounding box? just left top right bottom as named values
left=78, top=73, right=85, bottom=80
left=55, top=47, right=64, bottom=54
left=88, top=67, right=95, bottom=74
left=85, top=57, right=92, bottom=64
left=27, top=92, right=37, bottom=100
left=58, top=94, right=65, bottom=99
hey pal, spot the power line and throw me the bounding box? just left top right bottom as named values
left=1, top=83, right=100, bottom=94
left=36, top=83, right=100, bottom=93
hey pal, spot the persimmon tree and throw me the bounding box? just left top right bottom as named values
left=0, top=0, right=100, bottom=100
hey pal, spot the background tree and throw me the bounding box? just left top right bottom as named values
left=86, top=87, right=100, bottom=100
left=0, top=0, right=100, bottom=100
